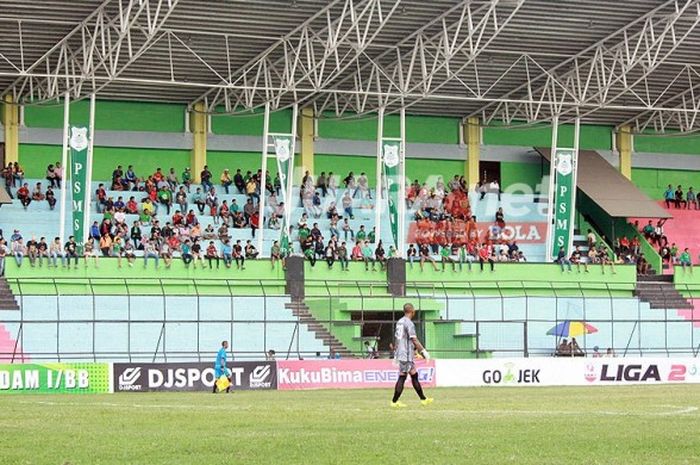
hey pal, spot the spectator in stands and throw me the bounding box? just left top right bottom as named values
left=419, top=243, right=438, bottom=272
left=342, top=191, right=354, bottom=220
left=0, top=239, right=8, bottom=276
left=316, top=172, right=328, bottom=197
left=557, top=246, right=572, bottom=272
left=361, top=240, right=375, bottom=271
left=375, top=240, right=387, bottom=270
left=598, top=244, right=616, bottom=275
left=245, top=177, right=259, bottom=204
left=174, top=186, right=188, bottom=213
left=458, top=243, right=474, bottom=271
left=12, top=162, right=24, bottom=188
left=233, top=240, right=245, bottom=269
left=166, top=168, right=178, bottom=191
left=327, top=172, right=337, bottom=198
left=83, top=237, right=98, bottom=268
left=143, top=240, right=159, bottom=269
left=17, top=183, right=30, bottom=209
left=245, top=240, right=259, bottom=260
left=570, top=245, right=587, bottom=273
left=270, top=240, right=281, bottom=269
left=99, top=234, right=112, bottom=257
left=232, top=169, right=244, bottom=194
left=674, top=185, right=686, bottom=208
left=555, top=338, right=571, bottom=357
left=586, top=229, right=596, bottom=249
left=354, top=172, right=371, bottom=199
left=351, top=241, right=362, bottom=261
left=45, top=187, right=56, bottom=210
left=63, top=236, right=78, bottom=269
left=663, top=184, right=674, bottom=208
left=679, top=248, right=692, bottom=273
left=25, top=237, right=38, bottom=267
left=440, top=244, right=456, bottom=272
left=200, top=165, right=213, bottom=192
left=124, top=165, right=137, bottom=190
left=406, top=243, right=417, bottom=268
left=478, top=244, right=495, bottom=272
left=95, top=183, right=107, bottom=213
left=205, top=241, right=220, bottom=269
left=49, top=237, right=64, bottom=268
left=11, top=237, right=25, bottom=267
left=250, top=210, right=260, bottom=238
left=112, top=237, right=124, bottom=268
left=687, top=187, right=698, bottom=210
left=337, top=241, right=349, bottom=271
left=220, top=169, right=233, bottom=194
left=46, top=164, right=59, bottom=188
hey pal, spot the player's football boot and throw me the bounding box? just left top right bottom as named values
left=391, top=401, right=407, bottom=408
left=420, top=397, right=434, bottom=406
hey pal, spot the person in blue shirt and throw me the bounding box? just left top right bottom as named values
left=213, top=340, right=230, bottom=393
left=664, top=184, right=674, bottom=208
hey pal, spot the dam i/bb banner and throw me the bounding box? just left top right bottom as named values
left=0, top=363, right=111, bottom=394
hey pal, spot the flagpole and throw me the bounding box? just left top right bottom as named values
left=545, top=115, right=559, bottom=262
left=257, top=102, right=270, bottom=254
left=58, top=92, right=70, bottom=245
left=398, top=107, right=406, bottom=257
left=375, top=107, right=384, bottom=247
left=83, top=93, right=96, bottom=245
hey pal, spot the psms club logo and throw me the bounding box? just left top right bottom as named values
left=482, top=362, right=541, bottom=385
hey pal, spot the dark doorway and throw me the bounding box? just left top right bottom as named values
left=351, top=311, right=396, bottom=352
left=479, top=160, right=500, bottom=184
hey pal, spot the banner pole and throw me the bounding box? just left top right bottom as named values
left=545, top=115, right=559, bottom=262
left=569, top=118, right=581, bottom=256
left=257, top=102, right=270, bottom=254
left=286, top=103, right=299, bottom=241
left=58, top=92, right=70, bottom=246
left=83, top=93, right=96, bottom=245
left=398, top=107, right=406, bottom=257
left=375, top=107, right=384, bottom=247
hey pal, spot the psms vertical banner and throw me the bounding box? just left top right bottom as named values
left=273, top=135, right=293, bottom=252
left=69, top=126, right=90, bottom=250
left=550, top=148, right=578, bottom=259
left=381, top=139, right=401, bottom=249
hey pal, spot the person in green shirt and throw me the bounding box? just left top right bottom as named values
left=270, top=240, right=281, bottom=269
left=458, top=243, right=473, bottom=271
left=356, top=225, right=367, bottom=242
left=181, top=167, right=192, bottom=192
left=361, top=241, right=375, bottom=271
left=440, top=244, right=456, bottom=272
left=679, top=248, right=692, bottom=273
left=670, top=243, right=679, bottom=264
left=388, top=245, right=397, bottom=258
left=337, top=241, right=349, bottom=271
left=367, top=227, right=376, bottom=244
left=298, top=226, right=310, bottom=244
left=304, top=245, right=316, bottom=267
left=158, top=187, right=173, bottom=215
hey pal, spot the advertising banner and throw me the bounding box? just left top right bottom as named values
left=69, top=126, right=90, bottom=249
left=0, top=363, right=111, bottom=394
left=113, top=362, right=277, bottom=392
left=381, top=140, right=402, bottom=249
left=549, top=147, right=578, bottom=260
left=277, top=359, right=436, bottom=391
left=437, top=358, right=700, bottom=388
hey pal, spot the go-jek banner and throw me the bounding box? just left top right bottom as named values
left=0, top=363, right=111, bottom=394
left=382, top=139, right=401, bottom=249
left=436, top=358, right=700, bottom=387
left=549, top=148, right=578, bottom=260
left=69, top=126, right=90, bottom=249
left=277, top=359, right=436, bottom=390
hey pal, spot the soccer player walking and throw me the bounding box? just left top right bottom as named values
left=391, top=303, right=433, bottom=408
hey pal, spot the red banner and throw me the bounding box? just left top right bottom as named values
left=277, top=359, right=436, bottom=391
left=408, top=221, right=546, bottom=244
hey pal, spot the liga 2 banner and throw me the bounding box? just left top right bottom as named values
left=549, top=148, right=578, bottom=261
left=277, top=359, right=436, bottom=391
left=112, top=362, right=277, bottom=392
left=69, top=126, right=91, bottom=249
left=436, top=358, right=700, bottom=387
left=0, top=363, right=111, bottom=394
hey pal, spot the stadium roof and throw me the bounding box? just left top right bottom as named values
left=1, top=0, right=700, bottom=133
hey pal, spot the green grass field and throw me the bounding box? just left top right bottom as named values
left=2, top=386, right=699, bottom=465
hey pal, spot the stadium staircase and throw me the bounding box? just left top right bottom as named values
left=634, top=274, right=693, bottom=310
left=0, top=276, right=20, bottom=311
left=0, top=322, right=25, bottom=362
left=285, top=299, right=354, bottom=357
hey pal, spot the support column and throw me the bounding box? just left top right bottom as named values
left=616, top=124, right=632, bottom=180
left=297, top=106, right=314, bottom=181
left=2, top=95, right=19, bottom=164
left=464, top=116, right=480, bottom=189
left=190, top=102, right=207, bottom=183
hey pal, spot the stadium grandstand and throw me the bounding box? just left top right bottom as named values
left=1, top=1, right=700, bottom=463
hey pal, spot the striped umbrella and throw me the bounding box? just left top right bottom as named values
left=547, top=320, right=598, bottom=338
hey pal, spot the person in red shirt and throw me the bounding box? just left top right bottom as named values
left=478, top=243, right=494, bottom=272
left=250, top=211, right=260, bottom=238
left=205, top=241, right=220, bottom=269
left=172, top=210, right=184, bottom=226
left=186, top=209, right=198, bottom=226
left=153, top=168, right=164, bottom=183
left=219, top=200, right=231, bottom=226
left=126, top=196, right=138, bottom=214
left=17, top=183, right=31, bottom=209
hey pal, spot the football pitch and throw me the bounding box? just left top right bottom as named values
left=2, top=385, right=699, bottom=465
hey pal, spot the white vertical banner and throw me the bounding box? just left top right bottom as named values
left=374, top=107, right=384, bottom=246
left=83, top=93, right=96, bottom=245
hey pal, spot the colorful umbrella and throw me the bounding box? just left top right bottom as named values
left=547, top=321, right=598, bottom=337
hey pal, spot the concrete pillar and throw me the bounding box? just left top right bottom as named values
left=464, top=116, right=480, bottom=189
left=616, top=125, right=632, bottom=180
left=296, top=106, right=314, bottom=181
left=387, top=257, right=406, bottom=297
left=190, top=102, right=207, bottom=183
left=2, top=95, right=19, bottom=164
